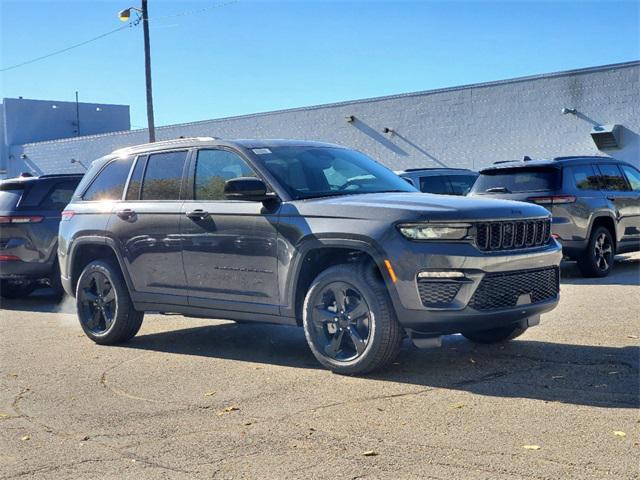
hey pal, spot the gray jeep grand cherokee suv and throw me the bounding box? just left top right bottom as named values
left=59, top=138, right=562, bottom=374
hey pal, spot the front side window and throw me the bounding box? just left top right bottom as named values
left=570, top=165, right=600, bottom=191
left=141, top=151, right=187, bottom=200
left=597, top=164, right=630, bottom=192
left=40, top=181, right=80, bottom=211
left=621, top=165, right=640, bottom=191
left=83, top=158, right=134, bottom=201
left=419, top=175, right=449, bottom=194
left=254, top=146, right=415, bottom=199
left=195, top=150, right=257, bottom=200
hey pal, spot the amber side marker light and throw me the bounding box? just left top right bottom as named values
left=384, top=260, right=398, bottom=283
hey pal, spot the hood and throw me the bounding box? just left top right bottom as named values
left=287, top=192, right=549, bottom=222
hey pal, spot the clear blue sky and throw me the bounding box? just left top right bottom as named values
left=1, top=0, right=638, bottom=129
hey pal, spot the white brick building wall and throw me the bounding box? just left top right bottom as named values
left=9, top=61, right=639, bottom=177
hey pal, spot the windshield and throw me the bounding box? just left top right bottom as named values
left=253, top=146, right=416, bottom=199
left=472, top=167, right=560, bottom=193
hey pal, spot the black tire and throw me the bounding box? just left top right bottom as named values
left=0, top=280, right=36, bottom=300
left=462, top=325, right=528, bottom=344
left=302, top=263, right=403, bottom=375
left=75, top=259, right=143, bottom=345
left=577, top=226, right=615, bottom=277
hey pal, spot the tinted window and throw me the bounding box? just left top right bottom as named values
left=256, top=146, right=415, bottom=199
left=0, top=187, right=24, bottom=210
left=472, top=167, right=560, bottom=193
left=126, top=156, right=147, bottom=200
left=83, top=159, right=134, bottom=201
left=598, top=164, right=630, bottom=191
left=448, top=175, right=477, bottom=195
left=141, top=151, right=187, bottom=200
left=570, top=165, right=600, bottom=191
left=419, top=175, right=449, bottom=194
left=195, top=150, right=257, bottom=201
left=39, top=181, right=79, bottom=211
left=621, top=165, right=640, bottom=191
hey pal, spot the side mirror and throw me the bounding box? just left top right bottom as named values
left=223, top=177, right=272, bottom=202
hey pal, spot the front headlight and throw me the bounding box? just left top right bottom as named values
left=398, top=223, right=471, bottom=241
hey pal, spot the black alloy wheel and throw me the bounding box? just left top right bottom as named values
left=78, top=270, right=117, bottom=335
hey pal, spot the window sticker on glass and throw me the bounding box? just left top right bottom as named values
left=252, top=148, right=272, bottom=155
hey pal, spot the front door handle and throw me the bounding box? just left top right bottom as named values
left=116, top=208, right=135, bottom=220
left=606, top=195, right=617, bottom=202
left=186, top=209, right=209, bottom=220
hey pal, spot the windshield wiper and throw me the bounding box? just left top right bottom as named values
left=485, top=186, right=511, bottom=193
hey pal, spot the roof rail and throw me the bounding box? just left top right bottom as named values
left=492, top=160, right=520, bottom=165
left=401, top=167, right=472, bottom=172
left=39, top=173, right=85, bottom=178
left=112, top=136, right=218, bottom=155
left=553, top=155, right=610, bottom=161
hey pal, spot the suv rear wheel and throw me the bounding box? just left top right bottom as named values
left=577, top=226, right=615, bottom=277
left=302, top=264, right=403, bottom=374
left=76, top=260, right=143, bottom=344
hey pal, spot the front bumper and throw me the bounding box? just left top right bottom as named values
left=385, top=239, right=563, bottom=334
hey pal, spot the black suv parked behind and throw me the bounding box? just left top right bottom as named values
left=60, top=138, right=562, bottom=373
left=1, top=173, right=83, bottom=299
left=470, top=156, right=640, bottom=277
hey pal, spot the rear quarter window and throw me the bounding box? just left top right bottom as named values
left=0, top=187, right=24, bottom=210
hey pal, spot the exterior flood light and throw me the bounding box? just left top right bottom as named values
left=561, top=107, right=577, bottom=115
left=591, top=124, right=622, bottom=150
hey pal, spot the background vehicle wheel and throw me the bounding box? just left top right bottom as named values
left=302, top=263, right=403, bottom=375
left=0, top=280, right=36, bottom=300
left=462, top=325, right=527, bottom=344
left=577, top=226, right=615, bottom=277
left=76, top=259, right=143, bottom=345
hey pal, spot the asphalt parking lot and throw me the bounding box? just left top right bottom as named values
left=1, top=255, right=639, bottom=480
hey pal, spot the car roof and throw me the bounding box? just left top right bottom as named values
left=397, top=168, right=477, bottom=175
left=0, top=173, right=83, bottom=186
left=479, top=156, right=626, bottom=173
left=111, top=137, right=346, bottom=156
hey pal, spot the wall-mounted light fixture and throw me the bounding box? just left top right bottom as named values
left=20, top=154, right=28, bottom=159
left=70, top=158, right=88, bottom=170
left=345, top=115, right=355, bottom=123
left=383, top=127, right=394, bottom=134
left=561, top=107, right=577, bottom=115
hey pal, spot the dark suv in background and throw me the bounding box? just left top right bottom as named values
left=1, top=173, right=83, bottom=299
left=470, top=156, right=640, bottom=277
left=59, top=138, right=561, bottom=374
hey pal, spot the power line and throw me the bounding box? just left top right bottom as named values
left=0, top=0, right=240, bottom=73
left=0, top=24, right=137, bottom=73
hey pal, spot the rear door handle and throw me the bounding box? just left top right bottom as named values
left=186, top=209, right=209, bottom=220
left=116, top=208, right=135, bottom=220
left=606, top=195, right=617, bottom=202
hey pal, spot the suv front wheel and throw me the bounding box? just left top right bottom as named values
left=76, top=260, right=144, bottom=344
left=577, top=226, right=615, bottom=277
left=302, top=264, right=403, bottom=374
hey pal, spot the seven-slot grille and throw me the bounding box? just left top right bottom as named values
left=475, top=218, right=551, bottom=251
left=468, top=267, right=559, bottom=311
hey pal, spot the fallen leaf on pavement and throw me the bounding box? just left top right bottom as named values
left=522, top=445, right=541, bottom=450
left=21, top=435, right=30, bottom=441
left=613, top=431, right=626, bottom=437
left=0, top=413, right=10, bottom=418
left=204, top=391, right=216, bottom=397
left=626, top=335, right=638, bottom=339
left=449, top=403, right=465, bottom=409
left=217, top=406, right=240, bottom=416
left=363, top=450, right=378, bottom=456
left=469, top=358, right=476, bottom=364
left=551, top=375, right=565, bottom=379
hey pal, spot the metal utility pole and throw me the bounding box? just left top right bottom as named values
left=75, top=91, right=81, bottom=136
left=141, top=0, right=155, bottom=142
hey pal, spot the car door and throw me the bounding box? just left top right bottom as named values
left=596, top=163, right=638, bottom=246
left=618, top=164, right=640, bottom=245
left=107, top=150, right=190, bottom=304
left=181, top=148, right=280, bottom=315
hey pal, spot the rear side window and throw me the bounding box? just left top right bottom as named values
left=83, top=159, right=134, bottom=201
left=0, top=187, right=24, bottom=210
left=419, top=176, right=449, bottom=194
left=195, top=150, right=257, bottom=201
left=597, top=164, right=630, bottom=191
left=141, top=151, right=187, bottom=200
left=621, top=165, right=640, bottom=191
left=448, top=175, right=477, bottom=195
left=473, top=167, right=560, bottom=193
left=570, top=165, right=600, bottom=191
left=39, top=181, right=80, bottom=211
